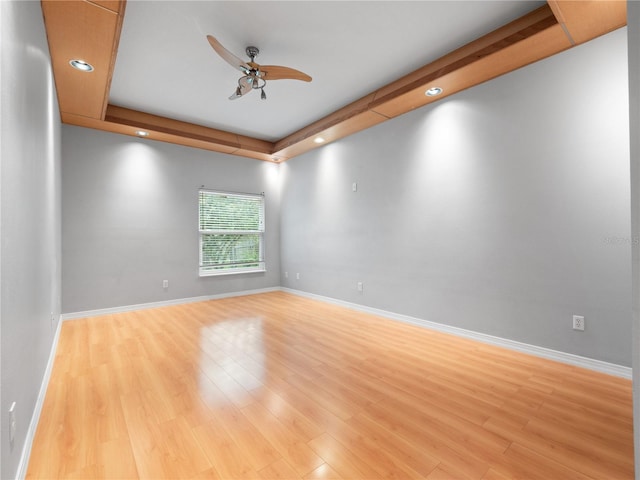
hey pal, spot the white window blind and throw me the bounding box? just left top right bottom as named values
left=198, top=190, right=265, bottom=276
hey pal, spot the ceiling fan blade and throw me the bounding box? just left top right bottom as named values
left=260, top=65, right=312, bottom=82
left=207, top=35, right=250, bottom=73
left=229, top=76, right=253, bottom=100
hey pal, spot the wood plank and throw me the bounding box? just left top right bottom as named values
left=485, top=417, right=633, bottom=479
left=492, top=442, right=594, bottom=480
left=247, top=386, right=325, bottom=442
left=480, top=468, right=512, bottom=480
left=307, top=432, right=381, bottom=479
left=303, top=463, right=343, bottom=480
left=207, top=400, right=280, bottom=472
left=26, top=292, right=634, bottom=479
left=192, top=419, right=259, bottom=479
left=345, top=413, right=440, bottom=477
left=361, top=402, right=491, bottom=479
left=98, top=436, right=139, bottom=479
left=258, top=458, right=300, bottom=479
left=535, top=395, right=634, bottom=443
left=251, top=375, right=348, bottom=435
left=524, top=417, right=634, bottom=467
left=241, top=401, right=325, bottom=476
left=119, top=390, right=212, bottom=479
left=320, top=417, right=426, bottom=479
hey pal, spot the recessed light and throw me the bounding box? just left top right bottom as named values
left=135, top=130, right=149, bottom=137
left=272, top=157, right=280, bottom=162
left=314, top=137, right=325, bottom=144
left=69, top=59, right=94, bottom=72
left=425, top=87, right=443, bottom=96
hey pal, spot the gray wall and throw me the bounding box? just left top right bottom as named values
left=280, top=27, right=632, bottom=366
left=61, top=126, right=281, bottom=313
left=627, top=0, right=640, bottom=475
left=0, top=2, right=62, bottom=478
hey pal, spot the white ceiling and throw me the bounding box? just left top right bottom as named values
left=110, top=1, right=544, bottom=142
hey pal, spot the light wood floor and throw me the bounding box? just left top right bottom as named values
left=27, top=291, right=634, bottom=479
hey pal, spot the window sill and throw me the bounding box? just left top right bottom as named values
left=199, top=267, right=266, bottom=277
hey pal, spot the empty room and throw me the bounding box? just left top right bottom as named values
left=2, top=0, right=640, bottom=479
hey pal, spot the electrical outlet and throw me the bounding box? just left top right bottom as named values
left=50, top=312, right=55, bottom=329
left=352, top=182, right=358, bottom=192
left=162, top=280, right=169, bottom=289
left=296, top=273, right=300, bottom=280
left=357, top=281, right=363, bottom=292
left=572, top=315, right=585, bottom=331
left=9, top=402, right=16, bottom=445
left=284, top=271, right=288, bottom=279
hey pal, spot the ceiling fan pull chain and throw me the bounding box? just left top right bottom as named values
left=261, top=88, right=267, bottom=100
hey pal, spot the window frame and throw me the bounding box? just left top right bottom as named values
left=198, top=189, right=266, bottom=277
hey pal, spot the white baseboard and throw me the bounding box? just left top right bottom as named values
left=281, top=288, right=632, bottom=379
left=61, top=287, right=281, bottom=321
left=60, top=286, right=632, bottom=378
left=15, top=314, right=63, bottom=480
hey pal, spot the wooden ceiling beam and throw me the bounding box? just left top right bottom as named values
left=274, top=4, right=560, bottom=155
left=41, top=0, right=125, bottom=120
left=371, top=5, right=558, bottom=110
left=371, top=22, right=572, bottom=119
left=41, top=1, right=627, bottom=163
left=62, top=111, right=239, bottom=155
left=548, top=0, right=627, bottom=46
left=103, top=105, right=275, bottom=161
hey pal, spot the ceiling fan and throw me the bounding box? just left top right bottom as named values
left=206, top=35, right=312, bottom=101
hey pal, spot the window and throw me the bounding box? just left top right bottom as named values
left=199, top=189, right=265, bottom=276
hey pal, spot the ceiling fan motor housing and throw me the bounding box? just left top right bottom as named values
left=246, top=46, right=259, bottom=61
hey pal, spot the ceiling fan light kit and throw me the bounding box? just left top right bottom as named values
left=206, top=35, right=312, bottom=101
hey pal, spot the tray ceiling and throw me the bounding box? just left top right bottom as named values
left=41, top=0, right=627, bottom=162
